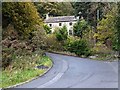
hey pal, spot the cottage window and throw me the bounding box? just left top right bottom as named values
left=49, top=24, right=52, bottom=27
left=59, top=23, right=62, bottom=26
left=69, top=22, right=72, bottom=26
left=69, top=30, right=73, bottom=35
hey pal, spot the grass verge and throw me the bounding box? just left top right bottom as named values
left=49, top=50, right=118, bottom=61
left=90, top=54, right=118, bottom=61
left=48, top=50, right=77, bottom=57
left=1, top=53, right=52, bottom=88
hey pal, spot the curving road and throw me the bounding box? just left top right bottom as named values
left=16, top=53, right=118, bottom=88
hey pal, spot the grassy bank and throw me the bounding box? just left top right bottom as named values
left=48, top=50, right=77, bottom=57
left=48, top=50, right=118, bottom=61
left=1, top=51, right=52, bottom=88
left=90, top=54, right=118, bottom=61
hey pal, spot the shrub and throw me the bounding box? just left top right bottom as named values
left=73, top=19, right=88, bottom=38
left=68, top=39, right=91, bottom=57
left=55, top=25, right=68, bottom=41
left=92, top=43, right=112, bottom=55
left=32, top=25, right=46, bottom=50
left=43, top=24, right=51, bottom=34
left=2, top=37, right=38, bottom=69
left=2, top=48, right=13, bottom=69
left=64, top=36, right=78, bottom=51
left=44, top=34, right=63, bottom=51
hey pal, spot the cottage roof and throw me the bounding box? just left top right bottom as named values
left=44, top=16, right=78, bottom=23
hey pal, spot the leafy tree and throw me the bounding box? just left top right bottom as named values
left=2, top=2, right=42, bottom=39
left=72, top=2, right=111, bottom=25
left=95, top=4, right=119, bottom=52
left=34, top=2, right=74, bottom=19
left=56, top=2, right=74, bottom=16
left=56, top=25, right=68, bottom=41
left=72, top=2, right=114, bottom=44
left=116, top=3, right=120, bottom=58
left=73, top=19, right=88, bottom=38
left=72, top=2, right=91, bottom=20
left=34, top=2, right=61, bottom=19
left=0, top=1, right=1, bottom=26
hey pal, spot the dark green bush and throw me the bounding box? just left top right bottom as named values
left=56, top=25, right=68, bottom=41
left=63, top=36, right=77, bottom=51
left=43, top=24, right=51, bottom=34
left=68, top=39, right=91, bottom=57
left=73, top=19, right=88, bottom=38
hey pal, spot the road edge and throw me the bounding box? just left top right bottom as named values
left=37, top=55, right=69, bottom=88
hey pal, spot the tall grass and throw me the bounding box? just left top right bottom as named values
left=1, top=50, right=52, bottom=88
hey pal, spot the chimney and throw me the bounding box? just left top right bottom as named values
left=81, top=16, right=84, bottom=20
left=76, top=16, right=79, bottom=20
left=46, top=13, right=49, bottom=19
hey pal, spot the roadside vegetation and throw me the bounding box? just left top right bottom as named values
left=1, top=2, right=52, bottom=88
left=1, top=54, right=52, bottom=88
left=42, top=2, right=119, bottom=60
left=1, top=2, right=120, bottom=88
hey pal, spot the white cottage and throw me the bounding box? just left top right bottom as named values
left=44, top=14, right=78, bottom=35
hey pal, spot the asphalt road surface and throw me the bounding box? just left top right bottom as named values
left=16, top=53, right=118, bottom=88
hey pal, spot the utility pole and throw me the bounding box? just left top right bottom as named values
left=94, top=4, right=100, bottom=45
left=97, top=9, right=100, bottom=22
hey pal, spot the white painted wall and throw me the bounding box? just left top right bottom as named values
left=46, top=21, right=77, bottom=35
